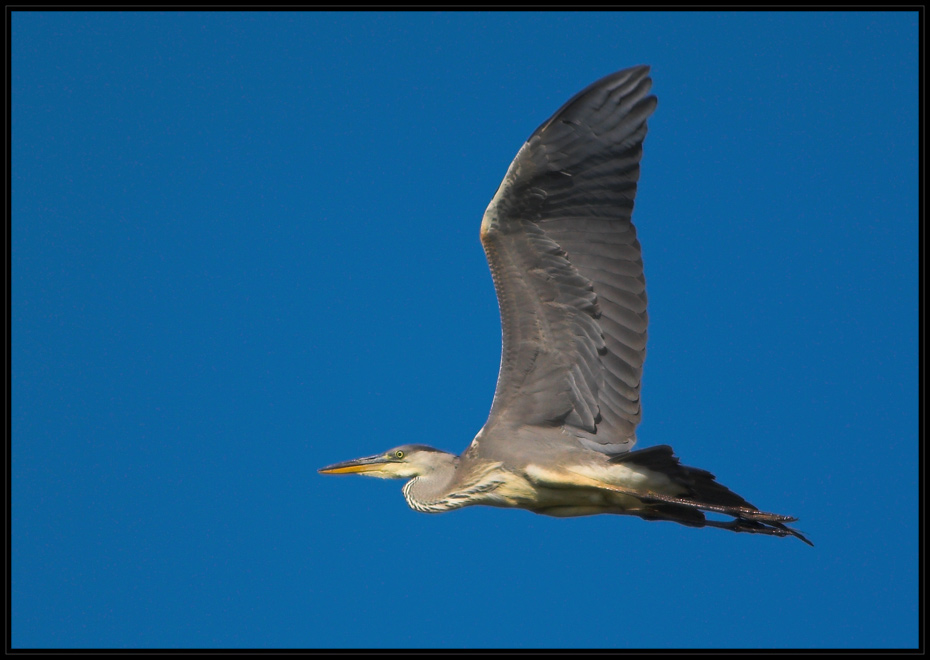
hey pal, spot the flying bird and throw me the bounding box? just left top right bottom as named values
left=319, top=65, right=811, bottom=545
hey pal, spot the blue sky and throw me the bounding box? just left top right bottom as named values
left=12, top=10, right=918, bottom=650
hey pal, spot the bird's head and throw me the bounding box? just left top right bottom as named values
left=318, top=444, right=455, bottom=480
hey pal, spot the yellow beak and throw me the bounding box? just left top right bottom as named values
left=318, top=455, right=391, bottom=475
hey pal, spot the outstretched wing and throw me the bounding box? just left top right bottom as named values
left=478, top=65, right=656, bottom=455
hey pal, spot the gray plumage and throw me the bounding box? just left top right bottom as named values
left=319, top=66, right=811, bottom=545
left=480, top=66, right=654, bottom=455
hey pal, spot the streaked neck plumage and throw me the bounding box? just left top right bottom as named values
left=401, top=451, right=458, bottom=512
left=401, top=452, right=505, bottom=513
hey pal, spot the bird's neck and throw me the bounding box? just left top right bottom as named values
left=402, top=456, right=504, bottom=513
left=402, top=453, right=458, bottom=513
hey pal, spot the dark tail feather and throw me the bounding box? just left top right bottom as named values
left=612, top=445, right=813, bottom=546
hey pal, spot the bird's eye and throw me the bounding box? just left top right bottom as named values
left=395, top=450, right=404, bottom=459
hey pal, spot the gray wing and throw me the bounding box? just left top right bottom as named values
left=478, top=65, right=656, bottom=455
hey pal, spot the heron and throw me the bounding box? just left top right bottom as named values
left=319, top=65, right=811, bottom=545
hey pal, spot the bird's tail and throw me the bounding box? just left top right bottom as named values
left=610, top=445, right=813, bottom=546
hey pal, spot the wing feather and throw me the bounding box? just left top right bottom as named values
left=479, top=65, right=656, bottom=455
